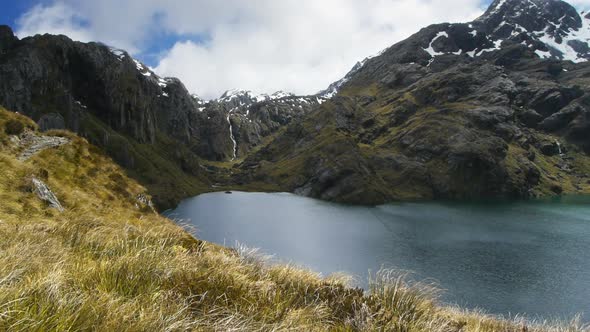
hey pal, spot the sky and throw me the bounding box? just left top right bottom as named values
left=2, top=0, right=590, bottom=99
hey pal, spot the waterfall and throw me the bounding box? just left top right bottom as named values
left=227, top=113, right=237, bottom=161
left=556, top=140, right=563, bottom=155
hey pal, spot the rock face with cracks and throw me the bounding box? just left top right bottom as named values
left=31, top=177, right=64, bottom=212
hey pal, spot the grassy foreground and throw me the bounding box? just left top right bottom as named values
left=0, top=107, right=587, bottom=331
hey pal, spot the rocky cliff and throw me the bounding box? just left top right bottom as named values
left=198, top=89, right=323, bottom=160
left=0, top=26, right=321, bottom=157
left=0, top=26, right=212, bottom=207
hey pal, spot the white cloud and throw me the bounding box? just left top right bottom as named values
left=15, top=2, right=93, bottom=44
left=568, top=0, right=590, bottom=10
left=154, top=0, right=486, bottom=99
left=18, top=0, right=588, bottom=99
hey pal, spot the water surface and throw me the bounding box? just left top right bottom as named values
left=166, top=192, right=590, bottom=321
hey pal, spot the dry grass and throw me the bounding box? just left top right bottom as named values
left=0, top=107, right=588, bottom=331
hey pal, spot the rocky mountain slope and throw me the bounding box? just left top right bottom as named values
left=0, top=25, right=319, bottom=207
left=198, top=89, right=323, bottom=160
left=237, top=0, right=590, bottom=204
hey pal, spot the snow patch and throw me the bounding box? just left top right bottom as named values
left=534, top=12, right=590, bottom=63
left=319, top=47, right=387, bottom=99
left=74, top=101, right=87, bottom=109
left=133, top=59, right=145, bottom=72
left=423, top=31, right=449, bottom=57
left=219, top=89, right=295, bottom=103
left=535, top=49, right=552, bottom=59
left=469, top=39, right=503, bottom=57
left=157, top=77, right=169, bottom=88
left=109, top=47, right=126, bottom=61
left=490, top=0, right=508, bottom=15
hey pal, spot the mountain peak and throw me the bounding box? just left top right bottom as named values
left=478, top=0, right=582, bottom=35
left=320, top=0, right=590, bottom=100
left=0, top=25, right=14, bottom=37
left=0, top=25, right=18, bottom=52
left=475, top=0, right=590, bottom=62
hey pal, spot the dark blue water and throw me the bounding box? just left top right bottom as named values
left=166, top=192, right=590, bottom=321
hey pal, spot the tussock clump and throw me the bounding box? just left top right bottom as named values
left=4, top=119, right=24, bottom=136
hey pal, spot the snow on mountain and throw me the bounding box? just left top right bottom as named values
left=475, top=0, right=590, bottom=62
left=217, top=89, right=296, bottom=103
left=319, top=0, right=590, bottom=100
left=420, top=0, right=590, bottom=63
left=109, top=49, right=125, bottom=61
left=423, top=31, right=450, bottom=57
left=318, top=49, right=386, bottom=99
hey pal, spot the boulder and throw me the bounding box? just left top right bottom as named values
left=466, top=106, right=514, bottom=129
left=38, top=113, right=66, bottom=132
left=539, top=141, right=562, bottom=156
left=31, top=177, right=64, bottom=212
left=518, top=109, right=543, bottom=128
left=529, top=87, right=583, bottom=117
left=539, top=101, right=585, bottom=131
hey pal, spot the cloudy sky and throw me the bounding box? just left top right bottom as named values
left=2, top=0, right=590, bottom=99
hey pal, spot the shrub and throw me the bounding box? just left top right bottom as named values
left=5, top=119, right=25, bottom=135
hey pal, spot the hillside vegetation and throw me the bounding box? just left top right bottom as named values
left=0, top=107, right=587, bottom=331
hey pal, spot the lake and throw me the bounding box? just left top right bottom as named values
left=165, top=192, right=590, bottom=322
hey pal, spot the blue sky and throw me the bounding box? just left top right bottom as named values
left=1, top=0, right=36, bottom=28
left=2, top=0, right=587, bottom=98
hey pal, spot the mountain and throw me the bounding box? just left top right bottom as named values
left=200, top=89, right=324, bottom=159
left=322, top=0, right=590, bottom=98
left=236, top=0, right=590, bottom=204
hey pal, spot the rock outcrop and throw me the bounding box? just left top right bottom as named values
left=17, top=132, right=70, bottom=161
left=31, top=177, right=64, bottom=212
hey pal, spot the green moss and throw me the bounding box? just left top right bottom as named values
left=339, top=82, right=381, bottom=97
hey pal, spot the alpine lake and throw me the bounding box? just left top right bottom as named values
left=166, top=192, right=590, bottom=322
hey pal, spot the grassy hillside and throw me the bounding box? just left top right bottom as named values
left=0, top=107, right=587, bottom=331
